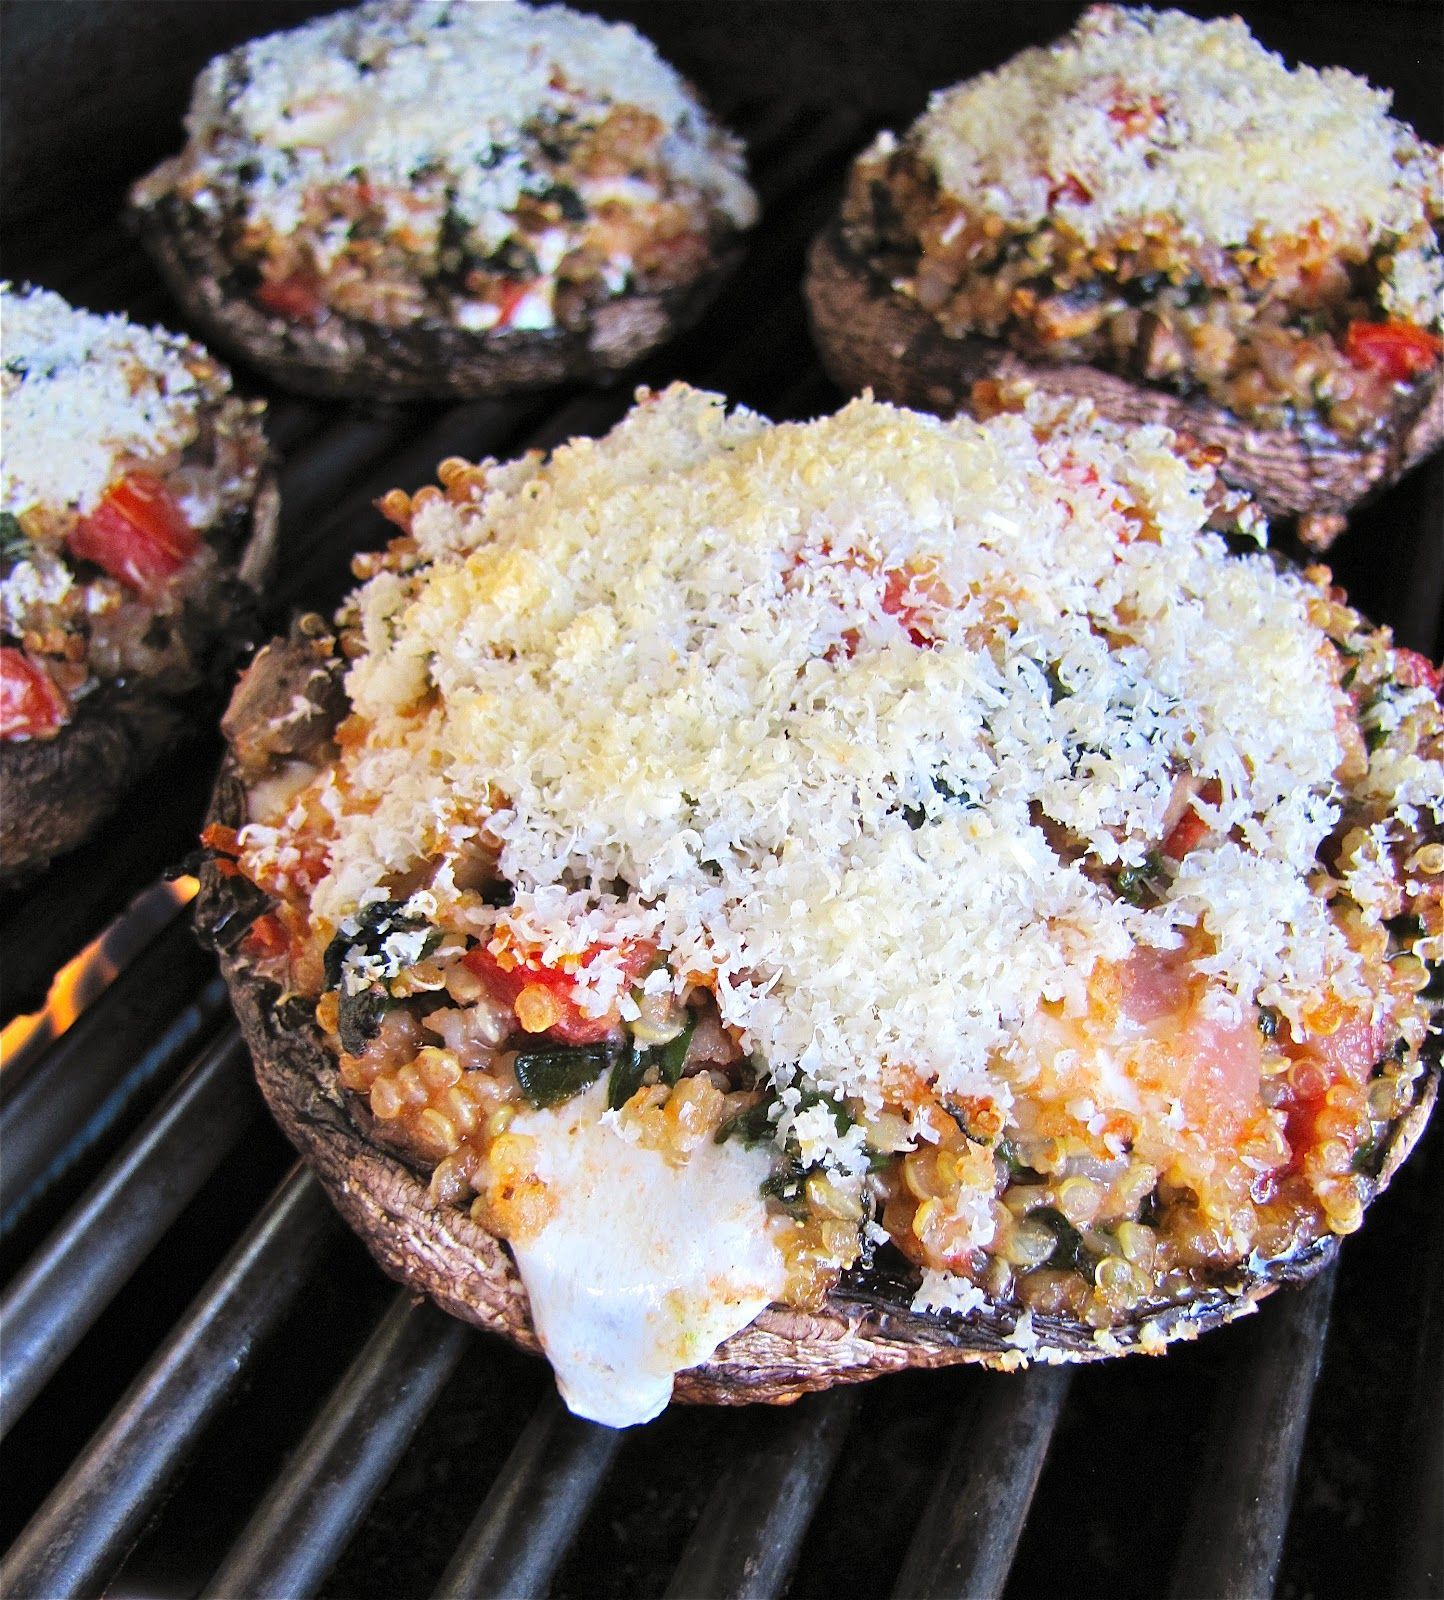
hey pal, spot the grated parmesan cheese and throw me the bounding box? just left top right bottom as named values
left=913, top=1269, right=988, bottom=1319
left=179, top=0, right=755, bottom=250
left=297, top=383, right=1441, bottom=1174
left=912, top=6, right=1442, bottom=314
left=1, top=284, right=214, bottom=519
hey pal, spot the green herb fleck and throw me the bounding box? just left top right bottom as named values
left=1114, top=852, right=1164, bottom=907
left=0, top=511, right=28, bottom=565
left=514, top=1042, right=620, bottom=1109
left=1033, top=1206, right=1095, bottom=1280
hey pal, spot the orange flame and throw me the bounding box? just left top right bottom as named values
left=0, top=876, right=199, bottom=1076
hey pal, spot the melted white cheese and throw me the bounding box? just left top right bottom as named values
left=507, top=1082, right=785, bottom=1427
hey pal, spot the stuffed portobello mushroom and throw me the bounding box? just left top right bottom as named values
left=200, top=383, right=1441, bottom=1427
left=806, top=5, right=1444, bottom=537
left=1, top=284, right=276, bottom=881
left=130, top=0, right=757, bottom=401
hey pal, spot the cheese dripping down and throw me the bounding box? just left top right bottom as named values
left=505, top=1082, right=786, bottom=1427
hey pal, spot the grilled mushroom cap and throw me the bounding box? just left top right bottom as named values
left=199, top=643, right=1440, bottom=1404
left=804, top=223, right=1444, bottom=524
left=0, top=479, right=278, bottom=884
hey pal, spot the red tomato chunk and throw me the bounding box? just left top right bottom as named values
left=1343, top=320, right=1443, bottom=383
left=0, top=647, right=67, bottom=739
left=67, top=473, right=198, bottom=594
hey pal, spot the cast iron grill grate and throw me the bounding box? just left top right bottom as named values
left=1, top=7, right=1441, bottom=1597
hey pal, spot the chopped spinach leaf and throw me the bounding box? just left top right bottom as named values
left=324, top=901, right=438, bottom=991
left=650, top=1016, right=695, bottom=1086
left=1032, top=1206, right=1095, bottom=1280
left=760, top=1159, right=809, bottom=1217
left=606, top=1046, right=647, bottom=1112
left=715, top=1096, right=776, bottom=1148
left=1352, top=1137, right=1384, bottom=1178
left=0, top=511, right=28, bottom=565
left=1114, top=852, right=1164, bottom=907
left=606, top=1016, right=697, bottom=1110
left=541, top=182, right=586, bottom=221
left=995, top=1138, right=1044, bottom=1183
left=515, top=1041, right=620, bottom=1109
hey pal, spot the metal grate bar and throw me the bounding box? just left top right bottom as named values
left=274, top=411, right=423, bottom=536
left=262, top=396, right=331, bottom=455
left=0, top=1165, right=339, bottom=1600
left=0, top=924, right=225, bottom=1230
left=1167, top=1259, right=1339, bottom=1600
left=207, top=1291, right=471, bottom=1600
left=0, top=1027, right=257, bottom=1438
left=432, top=1390, right=624, bottom=1600
left=1395, top=1139, right=1443, bottom=1600
left=277, top=395, right=554, bottom=612
left=889, top=1366, right=1071, bottom=1600
left=663, top=1387, right=859, bottom=1600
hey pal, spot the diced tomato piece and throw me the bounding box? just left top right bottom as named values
left=1393, top=648, right=1442, bottom=697
left=1162, top=779, right=1223, bottom=860
left=200, top=822, right=242, bottom=857
left=880, top=562, right=949, bottom=648
left=0, top=647, right=67, bottom=739
left=1120, top=947, right=1195, bottom=1026
left=1108, top=92, right=1165, bottom=135
left=463, top=935, right=656, bottom=1045
left=255, top=275, right=326, bottom=322
left=1176, top=1005, right=1263, bottom=1141
left=1343, top=320, right=1443, bottom=383
left=493, top=281, right=532, bottom=331
left=880, top=569, right=932, bottom=647
left=1292, top=1015, right=1390, bottom=1089
left=241, top=911, right=291, bottom=961
left=68, top=473, right=198, bottom=594
left=1046, top=172, right=1092, bottom=208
